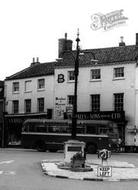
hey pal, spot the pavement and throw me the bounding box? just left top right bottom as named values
left=41, top=158, right=138, bottom=182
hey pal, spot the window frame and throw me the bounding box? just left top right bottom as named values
left=91, top=94, right=100, bottom=112
left=114, top=93, right=124, bottom=111
left=113, top=67, right=124, bottom=79
left=13, top=82, right=19, bottom=93
left=91, top=69, right=101, bottom=80
left=37, top=78, right=45, bottom=90
left=37, top=97, right=44, bottom=113
left=24, top=80, right=32, bottom=92
left=68, top=70, right=75, bottom=82
left=12, top=100, right=19, bottom=114
left=24, top=99, right=31, bottom=113
left=67, top=95, right=75, bottom=105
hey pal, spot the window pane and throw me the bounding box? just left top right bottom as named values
left=68, top=95, right=74, bottom=105
left=38, top=79, right=45, bottom=89
left=37, top=98, right=44, bottom=112
left=13, top=82, right=19, bottom=92
left=91, top=94, right=100, bottom=112
left=25, top=99, right=31, bottom=113
left=25, top=80, right=31, bottom=92
left=114, top=67, right=124, bottom=78
left=12, top=100, right=19, bottom=113
left=91, top=69, right=101, bottom=79
left=114, top=93, right=124, bottom=111
left=68, top=71, right=75, bottom=81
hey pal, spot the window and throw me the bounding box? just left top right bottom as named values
left=68, top=95, right=74, bottom=105
left=91, top=94, right=100, bottom=112
left=68, top=71, right=75, bottom=81
left=37, top=98, right=44, bottom=112
left=25, top=99, right=31, bottom=113
left=38, top=79, right=45, bottom=89
left=12, top=100, right=19, bottom=113
left=114, top=93, right=124, bottom=111
left=13, top=82, right=19, bottom=93
left=114, top=67, right=124, bottom=78
left=25, top=80, right=32, bottom=92
left=91, top=69, right=101, bottom=80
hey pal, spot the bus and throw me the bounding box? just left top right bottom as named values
left=21, top=119, right=119, bottom=153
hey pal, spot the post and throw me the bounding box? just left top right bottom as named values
left=71, top=29, right=80, bottom=139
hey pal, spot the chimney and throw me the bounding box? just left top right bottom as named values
left=31, top=57, right=40, bottom=67
left=119, top=36, right=125, bottom=46
left=58, top=33, right=73, bottom=58
left=136, top=33, right=138, bottom=47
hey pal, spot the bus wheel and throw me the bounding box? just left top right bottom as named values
left=35, top=140, right=46, bottom=152
left=87, top=144, right=97, bottom=154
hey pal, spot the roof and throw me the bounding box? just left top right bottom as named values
left=5, top=62, right=56, bottom=81
left=5, top=44, right=138, bottom=81
left=55, top=45, right=138, bottom=67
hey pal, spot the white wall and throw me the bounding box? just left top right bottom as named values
left=54, top=63, right=136, bottom=123
left=5, top=75, right=54, bottom=114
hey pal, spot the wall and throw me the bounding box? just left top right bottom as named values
left=5, top=75, right=54, bottom=115
left=54, top=63, right=136, bottom=124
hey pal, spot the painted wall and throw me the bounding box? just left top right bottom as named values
left=5, top=75, right=54, bottom=115
left=54, top=63, right=136, bottom=125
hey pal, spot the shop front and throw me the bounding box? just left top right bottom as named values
left=4, top=111, right=52, bottom=147
left=76, top=111, right=126, bottom=145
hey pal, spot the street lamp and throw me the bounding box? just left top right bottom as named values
left=71, top=29, right=80, bottom=139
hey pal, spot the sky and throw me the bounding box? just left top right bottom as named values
left=0, top=0, right=138, bottom=80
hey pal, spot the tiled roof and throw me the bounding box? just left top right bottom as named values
left=5, top=62, right=56, bottom=80
left=55, top=45, right=138, bottom=67
left=5, top=45, right=138, bottom=80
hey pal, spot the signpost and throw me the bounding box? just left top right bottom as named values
left=97, top=166, right=112, bottom=177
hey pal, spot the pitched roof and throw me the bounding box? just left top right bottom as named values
left=5, top=44, right=138, bottom=81
left=55, top=45, right=138, bottom=67
left=5, top=62, right=56, bottom=81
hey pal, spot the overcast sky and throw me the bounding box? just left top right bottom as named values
left=0, top=0, right=137, bottom=80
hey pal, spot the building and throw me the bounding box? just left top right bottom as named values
left=4, top=58, right=55, bottom=146
left=54, top=33, right=138, bottom=151
left=4, top=33, right=138, bottom=151
left=0, top=81, right=4, bottom=147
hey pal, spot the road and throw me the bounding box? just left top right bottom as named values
left=0, top=149, right=138, bottom=190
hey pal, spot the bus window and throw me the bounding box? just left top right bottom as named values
left=36, top=124, right=46, bottom=133
left=86, top=125, right=97, bottom=134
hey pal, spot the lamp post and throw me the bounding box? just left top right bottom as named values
left=71, top=29, right=80, bottom=139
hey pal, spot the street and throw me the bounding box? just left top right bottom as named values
left=0, top=149, right=138, bottom=190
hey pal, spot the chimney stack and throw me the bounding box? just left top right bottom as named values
left=119, top=36, right=125, bottom=46
left=58, top=33, right=73, bottom=58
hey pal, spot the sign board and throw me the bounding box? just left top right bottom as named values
left=77, top=111, right=125, bottom=121
left=97, top=166, right=112, bottom=177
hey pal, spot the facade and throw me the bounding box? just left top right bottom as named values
left=4, top=33, right=138, bottom=151
left=4, top=59, right=55, bottom=146
left=54, top=33, right=138, bottom=151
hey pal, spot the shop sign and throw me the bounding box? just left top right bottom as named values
left=77, top=111, right=125, bottom=121
left=97, top=166, right=112, bottom=177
